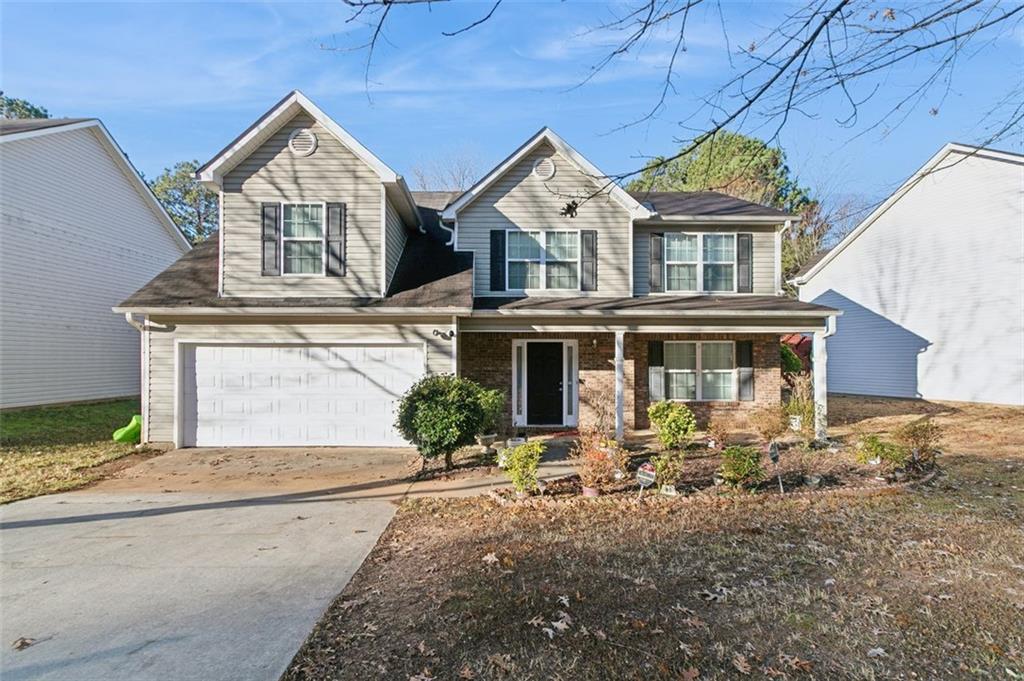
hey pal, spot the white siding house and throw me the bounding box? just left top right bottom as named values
left=0, top=119, right=190, bottom=408
left=795, top=143, right=1024, bottom=406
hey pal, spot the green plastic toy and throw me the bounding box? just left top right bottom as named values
left=113, top=415, right=142, bottom=444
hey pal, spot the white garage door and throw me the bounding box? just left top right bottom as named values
left=182, top=344, right=424, bottom=447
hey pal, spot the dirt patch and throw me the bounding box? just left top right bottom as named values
left=283, top=398, right=1024, bottom=680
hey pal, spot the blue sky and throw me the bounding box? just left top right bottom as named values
left=3, top=1, right=1021, bottom=206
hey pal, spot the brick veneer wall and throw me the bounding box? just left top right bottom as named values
left=459, top=332, right=781, bottom=434
left=632, top=333, right=783, bottom=430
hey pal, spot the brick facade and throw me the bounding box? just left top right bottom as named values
left=460, top=331, right=782, bottom=435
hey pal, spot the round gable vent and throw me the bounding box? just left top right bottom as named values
left=532, top=157, right=556, bottom=181
left=288, top=128, right=318, bottom=157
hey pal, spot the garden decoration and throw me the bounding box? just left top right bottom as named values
left=636, top=461, right=656, bottom=499
left=768, top=441, right=784, bottom=493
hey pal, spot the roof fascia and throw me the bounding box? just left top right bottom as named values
left=792, top=142, right=1018, bottom=285
left=197, top=90, right=399, bottom=188
left=442, top=127, right=653, bottom=220
left=0, top=119, right=99, bottom=144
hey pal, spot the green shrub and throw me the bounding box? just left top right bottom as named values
left=854, top=434, right=909, bottom=469
left=647, top=401, right=697, bottom=451
left=894, top=419, right=942, bottom=454
left=719, top=446, right=766, bottom=488
left=504, top=441, right=545, bottom=494
left=395, top=374, right=487, bottom=469
left=478, top=389, right=505, bottom=435
left=650, top=450, right=686, bottom=486
left=781, top=343, right=804, bottom=374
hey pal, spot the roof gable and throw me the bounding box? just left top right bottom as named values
left=197, top=90, right=399, bottom=187
left=0, top=119, right=191, bottom=253
left=792, top=142, right=1024, bottom=285
left=442, top=127, right=652, bottom=220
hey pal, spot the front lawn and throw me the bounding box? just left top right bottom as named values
left=0, top=399, right=142, bottom=503
left=284, top=397, right=1024, bottom=680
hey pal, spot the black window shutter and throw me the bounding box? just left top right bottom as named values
left=737, top=340, right=754, bottom=401
left=648, top=340, right=665, bottom=402
left=490, top=230, right=506, bottom=292
left=326, top=203, right=346, bottom=277
left=261, top=203, right=280, bottom=276
left=737, top=233, right=753, bottom=293
left=581, top=230, right=598, bottom=291
left=649, top=233, right=664, bottom=293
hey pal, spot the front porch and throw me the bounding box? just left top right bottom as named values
left=459, top=331, right=791, bottom=437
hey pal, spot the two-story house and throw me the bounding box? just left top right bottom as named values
left=116, top=91, right=839, bottom=448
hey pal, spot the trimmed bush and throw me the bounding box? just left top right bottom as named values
left=854, top=434, right=909, bottom=469
left=650, top=450, right=686, bottom=487
left=478, top=388, right=505, bottom=435
left=395, top=374, right=488, bottom=469
left=719, top=446, right=766, bottom=488
left=705, top=416, right=731, bottom=451
left=570, top=427, right=629, bottom=490
left=504, top=441, right=545, bottom=494
left=647, top=401, right=697, bottom=451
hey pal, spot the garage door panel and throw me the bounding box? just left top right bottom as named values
left=184, top=344, right=423, bottom=447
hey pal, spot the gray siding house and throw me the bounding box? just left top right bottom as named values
left=0, top=118, right=190, bottom=408
left=117, top=91, right=839, bottom=447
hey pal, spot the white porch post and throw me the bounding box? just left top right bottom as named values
left=614, top=330, right=625, bottom=441
left=813, top=329, right=828, bottom=441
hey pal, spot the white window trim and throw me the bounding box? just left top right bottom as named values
left=663, top=232, right=738, bottom=294
left=663, top=340, right=737, bottom=402
left=505, top=229, right=582, bottom=292
left=510, top=339, right=579, bottom=427
left=280, top=201, right=327, bottom=277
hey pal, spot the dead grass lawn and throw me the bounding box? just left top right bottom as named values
left=284, top=396, right=1024, bottom=680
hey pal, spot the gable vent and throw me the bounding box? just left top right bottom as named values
left=288, top=128, right=318, bottom=157
left=532, top=157, right=556, bottom=181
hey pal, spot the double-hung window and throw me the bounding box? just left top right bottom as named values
left=281, top=203, right=324, bottom=275
left=507, top=230, right=580, bottom=290
left=664, top=341, right=736, bottom=401
left=663, top=233, right=736, bottom=293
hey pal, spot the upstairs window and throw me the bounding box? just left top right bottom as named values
left=663, top=233, right=736, bottom=293
left=507, top=230, right=580, bottom=290
left=282, top=203, right=324, bottom=275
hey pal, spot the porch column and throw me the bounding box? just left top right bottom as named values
left=813, top=329, right=828, bottom=440
left=614, top=330, right=625, bottom=441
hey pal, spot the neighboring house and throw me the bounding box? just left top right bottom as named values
left=0, top=118, right=190, bottom=409
left=794, top=143, right=1024, bottom=406
left=116, top=91, right=839, bottom=448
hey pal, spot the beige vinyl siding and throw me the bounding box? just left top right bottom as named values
left=222, top=112, right=382, bottom=297
left=633, top=224, right=777, bottom=296
left=384, top=196, right=407, bottom=291
left=143, top=318, right=453, bottom=443
left=458, top=142, right=632, bottom=296
left=0, top=126, right=187, bottom=408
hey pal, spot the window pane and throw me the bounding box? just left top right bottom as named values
left=666, top=372, right=696, bottom=400
left=283, top=204, right=323, bottom=238
left=664, top=342, right=696, bottom=370
left=546, top=232, right=579, bottom=261
left=283, top=241, right=322, bottom=274
left=703, top=234, right=735, bottom=262
left=508, top=261, right=540, bottom=289
left=507, top=231, right=541, bottom=259
left=703, top=264, right=734, bottom=292
left=701, top=372, right=733, bottom=400
left=665, top=233, right=697, bottom=262
left=545, top=262, right=579, bottom=289
left=666, top=264, right=697, bottom=291
left=701, top=343, right=733, bottom=370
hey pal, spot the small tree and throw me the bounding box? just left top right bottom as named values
left=395, top=374, right=487, bottom=470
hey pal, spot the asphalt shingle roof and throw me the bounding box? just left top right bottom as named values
left=629, top=190, right=794, bottom=218
left=473, top=295, right=837, bottom=314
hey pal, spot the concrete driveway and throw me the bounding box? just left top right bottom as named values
left=0, top=448, right=415, bottom=681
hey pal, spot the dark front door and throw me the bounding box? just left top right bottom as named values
left=527, top=342, right=563, bottom=425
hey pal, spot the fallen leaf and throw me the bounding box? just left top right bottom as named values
left=542, top=628, right=555, bottom=639
left=558, top=594, right=570, bottom=607
left=551, top=620, right=570, bottom=633
left=482, top=552, right=499, bottom=565
left=867, top=647, right=887, bottom=658
left=527, top=615, right=544, bottom=627
left=458, top=664, right=476, bottom=679
left=680, top=667, right=700, bottom=680
left=732, top=654, right=752, bottom=675
left=11, top=637, right=35, bottom=651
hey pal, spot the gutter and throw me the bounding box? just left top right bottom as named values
left=114, top=306, right=473, bottom=317
left=122, top=312, right=175, bottom=332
